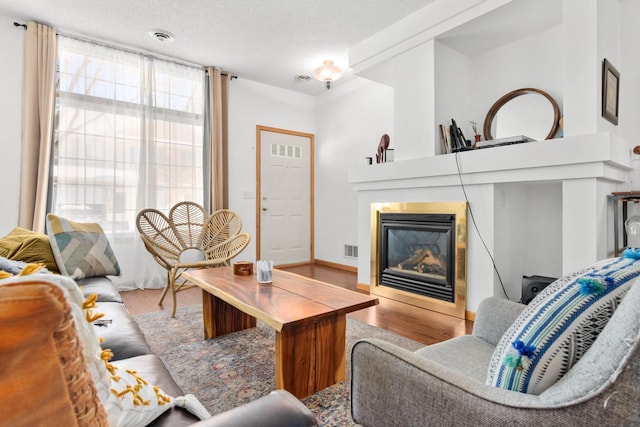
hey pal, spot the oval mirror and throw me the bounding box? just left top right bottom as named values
left=483, top=88, right=560, bottom=141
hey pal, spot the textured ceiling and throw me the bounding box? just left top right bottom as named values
left=0, top=0, right=435, bottom=95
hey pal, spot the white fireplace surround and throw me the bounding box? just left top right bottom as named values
left=350, top=133, right=631, bottom=313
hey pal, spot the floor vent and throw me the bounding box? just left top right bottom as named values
left=344, top=244, right=358, bottom=258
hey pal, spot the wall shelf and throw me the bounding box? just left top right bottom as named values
left=350, top=133, right=631, bottom=189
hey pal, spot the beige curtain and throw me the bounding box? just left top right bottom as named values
left=18, top=22, right=57, bottom=232
left=205, top=67, right=231, bottom=212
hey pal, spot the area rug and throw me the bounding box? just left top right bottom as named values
left=134, top=305, right=423, bottom=426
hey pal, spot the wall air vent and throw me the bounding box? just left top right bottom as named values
left=344, top=244, right=358, bottom=258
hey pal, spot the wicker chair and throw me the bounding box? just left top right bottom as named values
left=136, top=202, right=250, bottom=317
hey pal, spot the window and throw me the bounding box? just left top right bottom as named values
left=51, top=36, right=206, bottom=288
left=51, top=36, right=205, bottom=234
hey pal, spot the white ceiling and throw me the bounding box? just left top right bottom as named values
left=0, top=0, right=435, bottom=95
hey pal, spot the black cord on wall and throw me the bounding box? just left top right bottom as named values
left=454, top=150, right=512, bottom=301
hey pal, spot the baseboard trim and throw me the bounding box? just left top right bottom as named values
left=314, top=259, right=357, bottom=273
left=356, top=282, right=370, bottom=292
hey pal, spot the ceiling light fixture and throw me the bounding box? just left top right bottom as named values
left=312, top=60, right=343, bottom=90
left=149, top=29, right=175, bottom=43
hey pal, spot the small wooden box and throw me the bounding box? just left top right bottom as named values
left=233, top=261, right=253, bottom=275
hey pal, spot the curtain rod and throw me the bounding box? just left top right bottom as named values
left=12, top=20, right=237, bottom=79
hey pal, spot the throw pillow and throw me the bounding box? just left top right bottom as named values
left=46, top=213, right=121, bottom=279
left=0, top=280, right=109, bottom=427
left=0, top=227, right=60, bottom=273
left=1, top=265, right=209, bottom=426
left=101, top=357, right=210, bottom=426
left=487, top=251, right=640, bottom=394
left=0, top=273, right=112, bottom=407
left=102, top=359, right=173, bottom=426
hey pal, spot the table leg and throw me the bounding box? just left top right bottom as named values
left=274, top=313, right=346, bottom=398
left=201, top=289, right=256, bottom=339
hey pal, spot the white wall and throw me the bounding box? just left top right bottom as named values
left=227, top=78, right=316, bottom=263
left=494, top=183, right=563, bottom=301
left=0, top=14, right=24, bottom=236
left=434, top=41, right=471, bottom=150
left=354, top=42, right=434, bottom=161
left=468, top=24, right=564, bottom=140
left=434, top=24, right=564, bottom=147
left=314, top=78, right=394, bottom=267
left=620, top=0, right=640, bottom=189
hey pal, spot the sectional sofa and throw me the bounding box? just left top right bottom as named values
left=0, top=227, right=317, bottom=427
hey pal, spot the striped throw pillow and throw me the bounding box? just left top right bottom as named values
left=46, top=213, right=121, bottom=279
left=487, top=251, right=640, bottom=394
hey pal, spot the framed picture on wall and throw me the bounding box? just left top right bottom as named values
left=602, top=58, right=620, bottom=125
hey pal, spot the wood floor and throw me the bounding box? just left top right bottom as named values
left=120, top=264, right=473, bottom=346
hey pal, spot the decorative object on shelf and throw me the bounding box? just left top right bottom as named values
left=611, top=191, right=640, bottom=256
left=449, top=118, right=472, bottom=152
left=385, top=149, right=394, bottom=162
left=470, top=121, right=481, bottom=144
left=438, top=124, right=450, bottom=154
left=483, top=87, right=560, bottom=141
left=376, top=134, right=390, bottom=163
left=365, top=157, right=373, bottom=165
left=625, top=216, right=640, bottom=245
left=312, top=60, right=343, bottom=90
left=602, top=58, right=620, bottom=125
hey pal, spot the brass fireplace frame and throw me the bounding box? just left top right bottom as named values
left=370, top=202, right=468, bottom=319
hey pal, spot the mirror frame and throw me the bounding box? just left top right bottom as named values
left=482, top=87, right=561, bottom=141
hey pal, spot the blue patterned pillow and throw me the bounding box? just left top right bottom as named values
left=487, top=251, right=640, bottom=394
left=46, top=214, right=121, bottom=279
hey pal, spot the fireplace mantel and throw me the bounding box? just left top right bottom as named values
left=350, top=133, right=630, bottom=190
left=350, top=132, right=632, bottom=315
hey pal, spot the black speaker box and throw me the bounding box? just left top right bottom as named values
left=521, top=275, right=557, bottom=304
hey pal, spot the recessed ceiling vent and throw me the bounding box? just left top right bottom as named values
left=149, top=30, right=175, bottom=43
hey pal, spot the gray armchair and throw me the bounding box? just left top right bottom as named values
left=351, top=281, right=640, bottom=426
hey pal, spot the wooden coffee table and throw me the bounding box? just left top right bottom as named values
left=182, top=267, right=378, bottom=398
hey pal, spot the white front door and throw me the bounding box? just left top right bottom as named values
left=257, top=126, right=313, bottom=265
